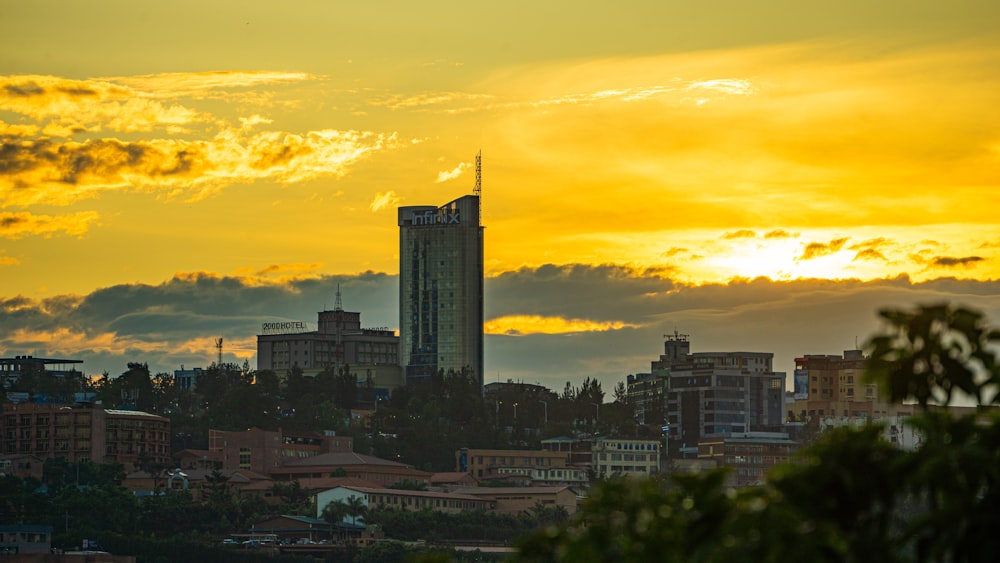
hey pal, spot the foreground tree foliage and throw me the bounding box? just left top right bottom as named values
left=515, top=304, right=1000, bottom=563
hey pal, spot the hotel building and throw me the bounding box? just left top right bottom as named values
left=398, top=194, right=484, bottom=386
left=256, top=298, right=403, bottom=394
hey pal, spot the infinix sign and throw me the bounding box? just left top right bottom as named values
left=411, top=209, right=460, bottom=226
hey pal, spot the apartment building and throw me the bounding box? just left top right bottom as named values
left=628, top=333, right=786, bottom=457
left=0, top=402, right=169, bottom=470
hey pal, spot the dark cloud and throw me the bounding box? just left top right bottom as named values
left=932, top=256, right=985, bottom=267
left=853, top=248, right=888, bottom=262
left=723, top=229, right=757, bottom=239
left=3, top=266, right=1000, bottom=397
left=4, top=82, right=44, bottom=97
left=764, top=230, right=796, bottom=239
left=799, top=237, right=849, bottom=260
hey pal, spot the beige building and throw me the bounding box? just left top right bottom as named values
left=449, top=485, right=578, bottom=516
left=256, top=298, right=403, bottom=396
left=591, top=437, right=662, bottom=478
left=270, top=451, right=432, bottom=487
left=495, top=465, right=589, bottom=487
left=792, top=350, right=877, bottom=405
left=456, top=447, right=571, bottom=479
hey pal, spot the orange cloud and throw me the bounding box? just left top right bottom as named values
left=0, top=130, right=402, bottom=207
left=799, top=237, right=849, bottom=260
left=485, top=314, right=639, bottom=335
left=0, top=211, right=100, bottom=239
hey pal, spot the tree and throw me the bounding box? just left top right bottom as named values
left=321, top=499, right=350, bottom=525
left=345, top=495, right=367, bottom=527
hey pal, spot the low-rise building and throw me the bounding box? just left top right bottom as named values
left=449, top=485, right=578, bottom=516
left=495, top=465, right=588, bottom=487
left=271, top=452, right=431, bottom=487
left=208, top=427, right=353, bottom=474
left=591, top=437, right=662, bottom=478
left=316, top=485, right=493, bottom=520
left=0, top=454, right=44, bottom=481
left=123, top=467, right=272, bottom=499
left=697, top=431, right=799, bottom=487
left=0, top=525, right=53, bottom=555
left=456, top=448, right=571, bottom=479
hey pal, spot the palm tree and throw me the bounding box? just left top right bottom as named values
left=345, top=495, right=367, bottom=527
left=321, top=499, right=349, bottom=525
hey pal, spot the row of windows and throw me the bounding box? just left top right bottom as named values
left=368, top=494, right=484, bottom=510
left=599, top=453, right=651, bottom=462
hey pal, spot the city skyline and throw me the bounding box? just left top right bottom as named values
left=2, top=2, right=999, bottom=391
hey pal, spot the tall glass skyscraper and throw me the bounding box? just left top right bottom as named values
left=398, top=194, right=484, bottom=387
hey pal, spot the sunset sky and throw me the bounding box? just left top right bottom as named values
left=2, top=1, right=999, bottom=391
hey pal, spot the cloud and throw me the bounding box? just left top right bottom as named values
left=0, top=211, right=100, bottom=239
left=764, top=230, right=796, bottom=239
left=370, top=190, right=401, bottom=212
left=485, top=315, right=639, bottom=335
left=0, top=271, right=399, bottom=376
left=931, top=256, right=985, bottom=268
left=0, top=75, right=206, bottom=136
left=799, top=237, right=849, bottom=260
left=723, top=229, right=757, bottom=239
left=0, top=129, right=402, bottom=207
left=435, top=162, right=470, bottom=183
left=0, top=255, right=18, bottom=266
left=105, top=71, right=316, bottom=100
left=3, top=264, right=1000, bottom=395
left=853, top=248, right=888, bottom=262
left=368, top=91, right=494, bottom=111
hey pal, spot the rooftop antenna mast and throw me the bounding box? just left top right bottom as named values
left=215, top=337, right=223, bottom=365
left=334, top=284, right=344, bottom=370
left=473, top=150, right=482, bottom=226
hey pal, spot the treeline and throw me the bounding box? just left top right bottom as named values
left=5, top=360, right=642, bottom=472
left=366, top=504, right=570, bottom=543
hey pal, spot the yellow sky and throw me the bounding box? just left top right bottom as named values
left=1, top=2, right=999, bottom=297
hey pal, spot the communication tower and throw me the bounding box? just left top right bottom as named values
left=474, top=150, right=482, bottom=226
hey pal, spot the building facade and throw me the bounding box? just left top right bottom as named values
left=591, top=437, right=662, bottom=478
left=455, top=447, right=571, bottom=480
left=256, top=300, right=403, bottom=394
left=208, top=427, right=354, bottom=474
left=792, top=350, right=876, bottom=404
left=0, top=356, right=83, bottom=390
left=317, top=485, right=493, bottom=520
left=398, top=194, right=484, bottom=386
left=0, top=402, right=170, bottom=470
left=628, top=334, right=786, bottom=457
left=697, top=431, right=799, bottom=487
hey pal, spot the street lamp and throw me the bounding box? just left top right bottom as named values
left=513, top=402, right=519, bottom=421
left=590, top=402, right=600, bottom=425
left=538, top=400, right=548, bottom=425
